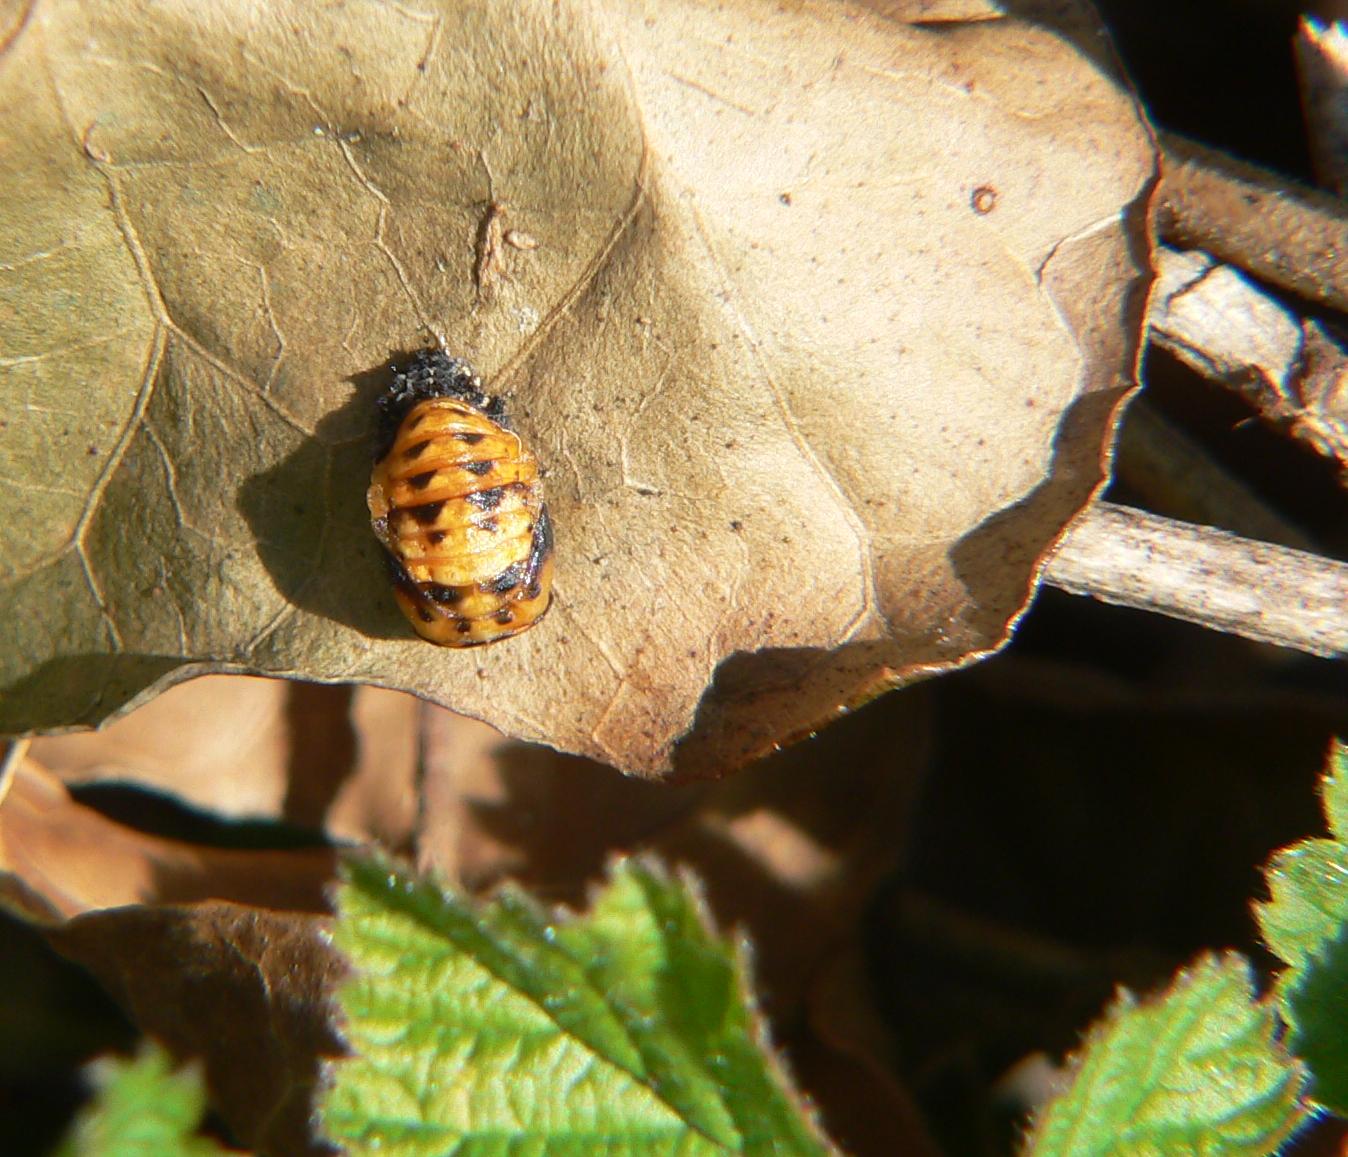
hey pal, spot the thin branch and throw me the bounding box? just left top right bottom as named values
left=1146, top=244, right=1348, bottom=473
left=1042, top=502, right=1348, bottom=659
left=1157, top=131, right=1348, bottom=315
left=1294, top=16, right=1348, bottom=196
left=1114, top=398, right=1318, bottom=551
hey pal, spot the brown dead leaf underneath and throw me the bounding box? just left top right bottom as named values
left=48, top=902, right=344, bottom=1157
left=29, top=675, right=297, bottom=817
left=0, top=679, right=938, bottom=1156
left=4, top=732, right=344, bottom=1153
left=418, top=683, right=931, bottom=1013
left=791, top=946, right=945, bottom=1157
left=0, top=757, right=336, bottom=920
left=30, top=676, right=418, bottom=847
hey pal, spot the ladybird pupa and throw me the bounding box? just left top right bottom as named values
left=368, top=348, right=554, bottom=646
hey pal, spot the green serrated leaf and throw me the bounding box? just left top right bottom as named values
left=1284, top=923, right=1348, bottom=1114
left=320, top=853, right=833, bottom=1157
left=54, top=1042, right=233, bottom=1157
left=1258, top=742, right=1348, bottom=974
left=1023, top=954, right=1305, bottom=1157
left=1256, top=741, right=1348, bottom=1112
left=1319, top=743, right=1348, bottom=838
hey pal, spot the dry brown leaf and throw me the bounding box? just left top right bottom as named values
left=29, top=675, right=420, bottom=843
left=0, top=755, right=335, bottom=920
left=29, top=675, right=299, bottom=817
left=48, top=902, right=343, bottom=1157
left=416, top=706, right=708, bottom=890
left=417, top=687, right=930, bottom=1004
left=0, top=0, right=1154, bottom=774
left=0, top=744, right=342, bottom=1151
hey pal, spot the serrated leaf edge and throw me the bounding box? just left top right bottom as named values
left=326, top=851, right=835, bottom=1154
left=1021, top=952, right=1308, bottom=1157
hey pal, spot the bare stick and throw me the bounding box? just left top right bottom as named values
left=1157, top=131, right=1348, bottom=315
left=1147, top=244, right=1348, bottom=473
left=1043, top=502, right=1348, bottom=658
left=1114, top=398, right=1318, bottom=550
left=1295, top=16, right=1348, bottom=196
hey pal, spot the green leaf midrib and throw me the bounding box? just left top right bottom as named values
left=328, top=1118, right=721, bottom=1142
left=338, top=858, right=743, bottom=1150
left=566, top=866, right=825, bottom=1154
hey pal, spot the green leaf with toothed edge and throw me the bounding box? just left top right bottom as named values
left=1023, top=954, right=1306, bottom=1157
left=320, top=853, right=834, bottom=1156
left=54, top=1042, right=234, bottom=1157
left=1283, top=923, right=1348, bottom=1116
left=1258, top=743, right=1348, bottom=974
left=1256, top=741, right=1348, bottom=1113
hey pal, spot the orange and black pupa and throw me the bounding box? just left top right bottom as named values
left=367, top=348, right=554, bottom=646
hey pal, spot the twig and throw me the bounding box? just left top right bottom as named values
left=887, top=888, right=1099, bottom=988
left=1146, top=244, right=1348, bottom=472
left=1042, top=502, right=1348, bottom=658
left=1113, top=398, right=1317, bottom=550
left=1156, top=131, right=1348, bottom=315
left=1294, top=16, right=1348, bottom=196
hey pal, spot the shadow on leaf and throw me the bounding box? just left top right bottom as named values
left=0, top=653, right=183, bottom=734
left=236, top=351, right=429, bottom=643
